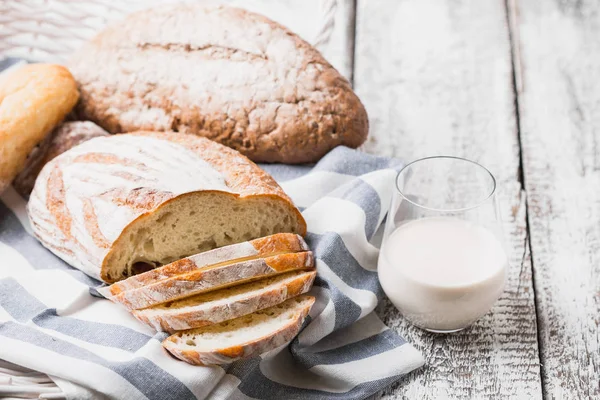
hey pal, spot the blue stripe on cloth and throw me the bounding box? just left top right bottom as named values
left=258, top=163, right=313, bottom=182
left=310, top=147, right=402, bottom=177
left=0, top=278, right=46, bottom=322
left=307, top=232, right=383, bottom=299
left=0, top=201, right=100, bottom=287
left=0, top=322, right=196, bottom=400
left=32, top=309, right=152, bottom=351
left=0, top=57, right=25, bottom=71
left=312, top=276, right=362, bottom=331
left=328, top=179, right=381, bottom=239
left=291, top=328, right=406, bottom=368
left=227, top=355, right=406, bottom=400
left=0, top=279, right=152, bottom=351
left=260, top=146, right=403, bottom=183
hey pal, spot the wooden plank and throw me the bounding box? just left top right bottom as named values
left=354, top=0, right=543, bottom=398
left=0, top=0, right=354, bottom=80
left=509, top=0, right=600, bottom=397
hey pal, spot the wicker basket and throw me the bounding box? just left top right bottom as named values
left=0, top=0, right=337, bottom=62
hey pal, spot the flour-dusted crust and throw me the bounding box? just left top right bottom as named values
left=164, top=295, right=315, bottom=366
left=133, top=270, right=316, bottom=333
left=13, top=121, right=109, bottom=197
left=102, top=233, right=309, bottom=296
left=69, top=5, right=368, bottom=163
left=107, top=251, right=314, bottom=311
left=28, top=131, right=306, bottom=283
left=0, top=64, right=79, bottom=193
left=130, top=131, right=301, bottom=202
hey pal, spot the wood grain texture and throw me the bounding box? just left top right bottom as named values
left=354, top=0, right=543, bottom=398
left=511, top=0, right=600, bottom=397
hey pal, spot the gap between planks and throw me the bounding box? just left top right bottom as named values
left=504, top=0, right=547, bottom=397
left=508, top=0, right=600, bottom=397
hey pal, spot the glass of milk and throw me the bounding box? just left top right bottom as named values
left=378, top=156, right=507, bottom=333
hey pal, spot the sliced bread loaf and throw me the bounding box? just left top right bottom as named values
left=107, top=251, right=314, bottom=310
left=163, top=295, right=315, bottom=366
left=133, top=270, right=316, bottom=333
left=101, top=233, right=309, bottom=296
left=28, top=131, right=306, bottom=283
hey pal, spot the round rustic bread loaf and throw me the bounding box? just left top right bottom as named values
left=69, top=5, right=368, bottom=164
left=28, top=131, right=306, bottom=283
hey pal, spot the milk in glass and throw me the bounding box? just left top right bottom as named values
left=378, top=217, right=507, bottom=332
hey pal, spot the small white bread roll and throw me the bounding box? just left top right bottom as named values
left=0, top=64, right=79, bottom=193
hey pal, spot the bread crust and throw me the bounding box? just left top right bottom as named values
left=102, top=232, right=309, bottom=296
left=28, top=131, right=306, bottom=282
left=69, top=5, right=368, bottom=163
left=0, top=64, right=79, bottom=193
left=133, top=270, right=316, bottom=333
left=108, top=251, right=314, bottom=310
left=163, top=295, right=315, bottom=365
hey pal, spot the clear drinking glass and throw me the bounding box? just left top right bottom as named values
left=378, top=156, right=508, bottom=333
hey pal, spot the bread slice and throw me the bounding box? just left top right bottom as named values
left=28, top=131, right=306, bottom=283
left=105, top=251, right=314, bottom=310
left=133, top=270, right=316, bottom=333
left=163, top=295, right=315, bottom=366
left=101, top=233, right=309, bottom=296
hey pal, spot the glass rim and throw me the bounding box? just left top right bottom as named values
left=395, top=155, right=497, bottom=213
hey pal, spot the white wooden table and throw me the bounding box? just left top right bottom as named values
left=2, top=0, right=599, bottom=398
left=351, top=0, right=600, bottom=398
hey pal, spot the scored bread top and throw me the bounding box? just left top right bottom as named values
left=103, top=232, right=309, bottom=296
left=28, top=131, right=306, bottom=281
left=130, top=132, right=295, bottom=200
left=107, top=251, right=314, bottom=310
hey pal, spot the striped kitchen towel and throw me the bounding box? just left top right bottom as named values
left=0, top=58, right=424, bottom=400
